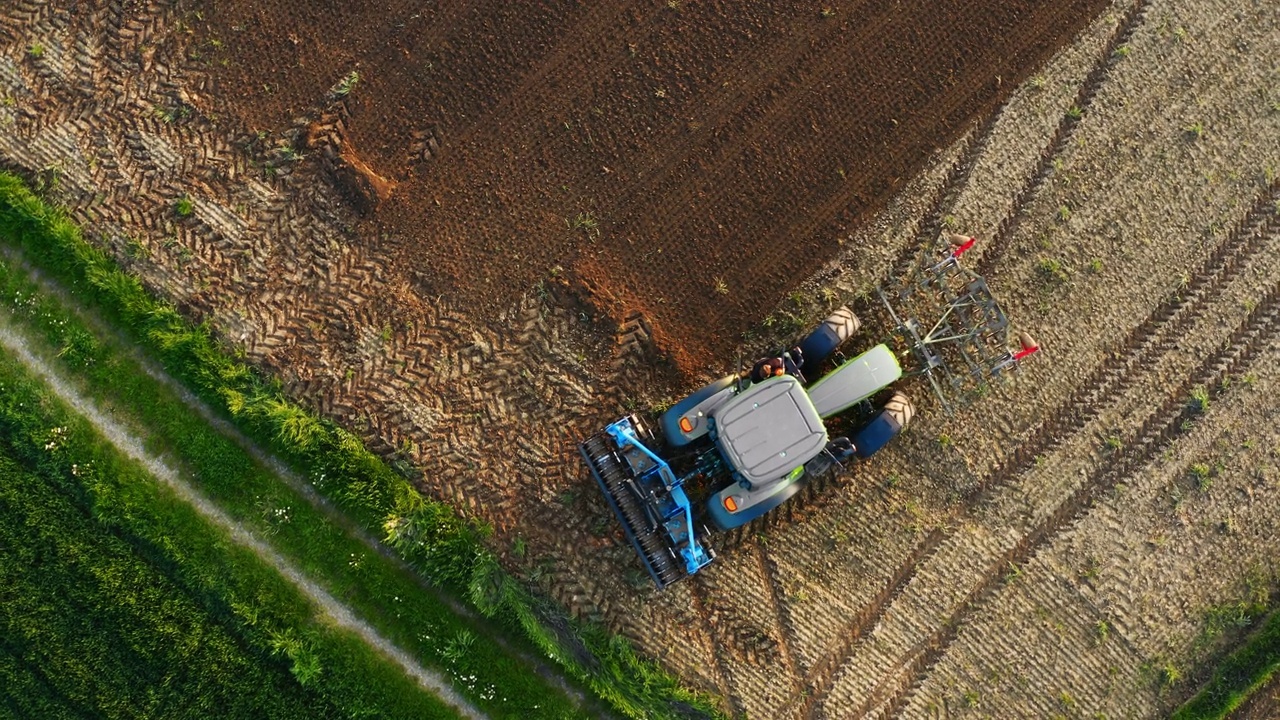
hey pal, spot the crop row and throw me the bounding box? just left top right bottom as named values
left=0, top=171, right=722, bottom=718
left=0, top=353, right=458, bottom=719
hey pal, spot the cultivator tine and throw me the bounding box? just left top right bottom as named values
left=580, top=434, right=685, bottom=589
left=877, top=231, right=1041, bottom=410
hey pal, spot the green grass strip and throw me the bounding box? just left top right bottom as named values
left=1173, top=609, right=1280, bottom=719
left=0, top=350, right=460, bottom=720
left=0, top=217, right=577, bottom=717
left=0, top=172, right=723, bottom=718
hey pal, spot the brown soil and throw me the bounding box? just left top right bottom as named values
left=5, top=1, right=1279, bottom=719
left=302, top=122, right=396, bottom=214
left=188, top=0, right=1110, bottom=373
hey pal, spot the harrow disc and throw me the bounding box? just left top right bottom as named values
left=581, top=432, right=687, bottom=589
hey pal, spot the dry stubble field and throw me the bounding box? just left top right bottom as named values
left=2, top=0, right=1279, bottom=718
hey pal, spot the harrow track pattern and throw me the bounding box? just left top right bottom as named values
left=974, top=0, right=1152, bottom=278
left=754, top=544, right=802, bottom=680
left=864, top=260, right=1280, bottom=720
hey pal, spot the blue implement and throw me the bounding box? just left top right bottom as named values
left=581, top=416, right=715, bottom=589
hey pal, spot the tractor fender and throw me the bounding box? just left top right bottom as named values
left=660, top=375, right=738, bottom=448
left=807, top=344, right=903, bottom=418
left=706, top=467, right=807, bottom=531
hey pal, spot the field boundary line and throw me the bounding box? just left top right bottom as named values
left=0, top=316, right=487, bottom=720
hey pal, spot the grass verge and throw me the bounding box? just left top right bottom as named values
left=0, top=192, right=578, bottom=716
left=1173, top=609, right=1280, bottom=719
left=0, top=349, right=460, bottom=720
left=0, top=172, right=722, bottom=718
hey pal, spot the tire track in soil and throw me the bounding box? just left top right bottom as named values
left=973, top=0, right=1152, bottom=279
left=379, top=1, right=885, bottom=325
left=353, top=0, right=629, bottom=166
left=599, top=0, right=1110, bottom=347
left=790, top=176, right=1280, bottom=718
left=773, top=528, right=946, bottom=720
left=754, top=543, right=802, bottom=681
left=860, top=251, right=1280, bottom=720
left=0, top=2, right=58, bottom=46
left=685, top=580, right=741, bottom=718
left=881, top=112, right=1003, bottom=288
left=967, top=177, right=1280, bottom=496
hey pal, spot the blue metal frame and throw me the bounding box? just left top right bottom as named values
left=579, top=442, right=666, bottom=588
left=605, top=419, right=714, bottom=577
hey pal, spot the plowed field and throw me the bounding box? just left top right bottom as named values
left=184, top=0, right=1110, bottom=372
left=2, top=0, right=1278, bottom=718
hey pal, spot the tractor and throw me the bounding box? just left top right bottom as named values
left=580, top=308, right=910, bottom=589
left=580, top=235, right=1039, bottom=589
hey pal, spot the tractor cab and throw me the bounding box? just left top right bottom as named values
left=711, top=374, right=827, bottom=489
left=704, top=375, right=828, bottom=531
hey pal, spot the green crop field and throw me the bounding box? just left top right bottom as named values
left=0, top=451, right=338, bottom=720
left=0, top=353, right=461, bottom=720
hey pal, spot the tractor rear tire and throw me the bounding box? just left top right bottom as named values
left=826, top=306, right=861, bottom=338
left=883, top=392, right=914, bottom=429
left=797, top=306, right=861, bottom=369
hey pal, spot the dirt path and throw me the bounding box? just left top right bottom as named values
left=0, top=318, right=486, bottom=720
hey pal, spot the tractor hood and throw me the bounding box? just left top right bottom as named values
left=807, top=343, right=902, bottom=418
left=712, top=375, right=827, bottom=487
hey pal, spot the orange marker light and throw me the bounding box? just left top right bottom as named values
left=724, top=496, right=738, bottom=512
left=679, top=416, right=694, bottom=433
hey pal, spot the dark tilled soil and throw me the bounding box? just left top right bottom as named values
left=188, top=0, right=1110, bottom=373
